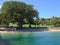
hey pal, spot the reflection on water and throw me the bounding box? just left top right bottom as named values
left=0, top=32, right=60, bottom=45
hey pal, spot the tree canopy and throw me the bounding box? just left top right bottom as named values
left=1, top=1, right=39, bottom=28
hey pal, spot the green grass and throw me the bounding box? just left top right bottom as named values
left=40, top=25, right=54, bottom=28
left=23, top=24, right=54, bottom=28
left=0, top=23, right=60, bottom=28
left=23, top=24, right=29, bottom=27
left=23, top=24, right=40, bottom=27
left=9, top=23, right=18, bottom=27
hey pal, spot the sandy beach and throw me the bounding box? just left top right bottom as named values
left=0, top=31, right=22, bottom=34
left=0, top=30, right=59, bottom=34
left=49, top=28, right=60, bottom=32
left=49, top=30, right=60, bottom=32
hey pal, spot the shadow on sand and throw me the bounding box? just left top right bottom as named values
left=16, top=27, right=49, bottom=32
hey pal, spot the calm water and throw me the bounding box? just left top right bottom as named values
left=0, top=32, right=60, bottom=45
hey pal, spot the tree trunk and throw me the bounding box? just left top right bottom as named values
left=18, top=21, right=23, bottom=29
left=29, top=23, right=31, bottom=28
left=6, top=23, right=9, bottom=27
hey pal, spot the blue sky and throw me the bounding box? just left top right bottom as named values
left=0, top=0, right=60, bottom=18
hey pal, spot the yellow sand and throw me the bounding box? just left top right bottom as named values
left=0, top=31, right=23, bottom=34
left=50, top=30, right=60, bottom=32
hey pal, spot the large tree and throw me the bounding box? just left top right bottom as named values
left=1, top=1, right=39, bottom=29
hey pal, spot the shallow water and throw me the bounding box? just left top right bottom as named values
left=0, top=32, right=60, bottom=45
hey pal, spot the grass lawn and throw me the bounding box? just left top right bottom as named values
left=23, top=24, right=37, bottom=27
left=40, top=25, right=54, bottom=28
left=0, top=23, right=60, bottom=28
left=23, top=24, right=54, bottom=28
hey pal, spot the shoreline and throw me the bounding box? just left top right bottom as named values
left=0, top=28, right=60, bottom=34
left=49, top=28, right=60, bottom=32
left=0, top=30, right=60, bottom=34
left=49, top=30, right=60, bottom=32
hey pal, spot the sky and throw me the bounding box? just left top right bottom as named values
left=0, top=0, right=60, bottom=18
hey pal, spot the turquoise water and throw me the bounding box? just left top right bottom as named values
left=0, top=32, right=60, bottom=45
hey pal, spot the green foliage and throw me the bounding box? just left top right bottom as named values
left=0, top=1, right=39, bottom=28
left=40, top=17, right=60, bottom=27
left=40, top=18, right=50, bottom=25
left=50, top=17, right=60, bottom=26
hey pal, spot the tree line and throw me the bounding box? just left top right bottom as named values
left=40, top=17, right=60, bottom=27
